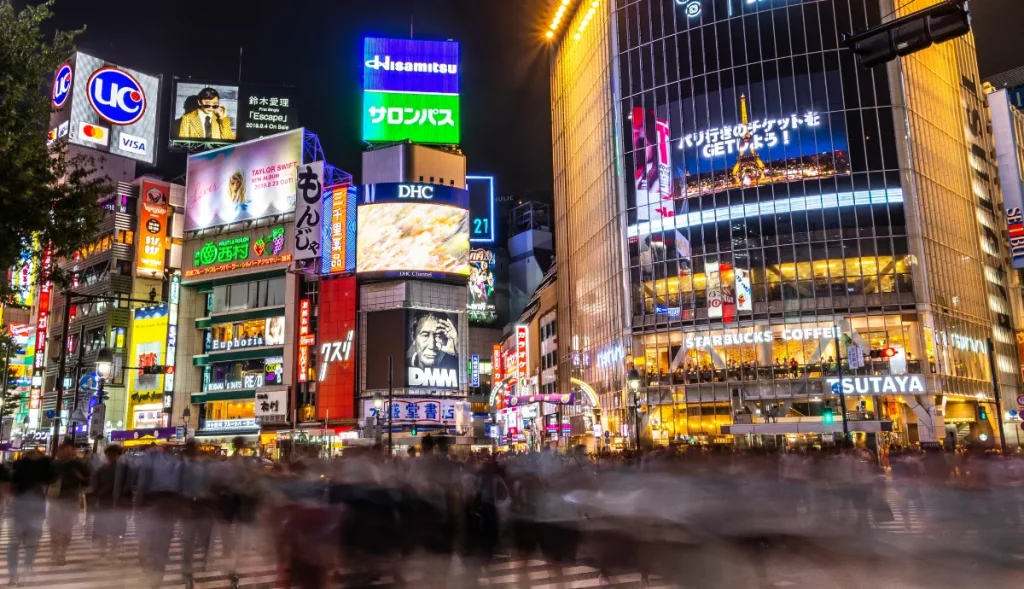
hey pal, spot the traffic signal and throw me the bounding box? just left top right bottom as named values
left=823, top=407, right=835, bottom=424
left=978, top=405, right=988, bottom=421
left=141, top=365, right=165, bottom=375
left=844, top=1, right=971, bottom=69
left=411, top=424, right=418, bottom=436
left=869, top=347, right=897, bottom=359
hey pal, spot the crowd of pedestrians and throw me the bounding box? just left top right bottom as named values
left=0, top=436, right=1022, bottom=588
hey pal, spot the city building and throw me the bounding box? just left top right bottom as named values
left=546, top=0, right=1022, bottom=450
left=41, top=176, right=183, bottom=445
left=507, top=201, right=554, bottom=322
left=493, top=266, right=562, bottom=450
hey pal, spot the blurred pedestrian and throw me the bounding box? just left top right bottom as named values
left=136, top=444, right=183, bottom=587
left=89, top=444, right=130, bottom=557
left=49, top=440, right=90, bottom=565
left=6, top=448, right=52, bottom=584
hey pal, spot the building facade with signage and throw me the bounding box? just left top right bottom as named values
left=40, top=176, right=184, bottom=443
left=548, top=0, right=1023, bottom=449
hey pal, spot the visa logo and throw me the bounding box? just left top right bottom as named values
left=118, top=132, right=148, bottom=156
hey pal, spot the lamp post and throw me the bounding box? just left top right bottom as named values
left=628, top=368, right=642, bottom=450
left=90, top=347, right=113, bottom=453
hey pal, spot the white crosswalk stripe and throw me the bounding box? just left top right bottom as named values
left=0, top=515, right=664, bottom=588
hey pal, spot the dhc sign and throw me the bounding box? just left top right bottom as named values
left=360, top=182, right=469, bottom=208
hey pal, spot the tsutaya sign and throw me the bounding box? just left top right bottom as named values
left=826, top=375, right=925, bottom=395
left=685, top=326, right=841, bottom=349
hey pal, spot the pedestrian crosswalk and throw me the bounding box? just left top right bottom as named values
left=0, top=515, right=668, bottom=588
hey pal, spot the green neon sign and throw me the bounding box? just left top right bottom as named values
left=193, top=227, right=285, bottom=268
left=362, top=90, right=460, bottom=144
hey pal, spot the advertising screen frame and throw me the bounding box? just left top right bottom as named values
left=183, top=128, right=303, bottom=232
left=168, top=80, right=241, bottom=147
left=406, top=309, right=461, bottom=390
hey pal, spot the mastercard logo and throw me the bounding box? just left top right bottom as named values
left=77, top=121, right=109, bottom=147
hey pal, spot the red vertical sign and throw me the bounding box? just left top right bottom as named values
left=492, top=343, right=501, bottom=384
left=516, top=325, right=528, bottom=384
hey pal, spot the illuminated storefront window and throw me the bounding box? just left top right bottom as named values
left=204, top=317, right=285, bottom=352
left=204, top=400, right=256, bottom=421
left=202, top=357, right=284, bottom=393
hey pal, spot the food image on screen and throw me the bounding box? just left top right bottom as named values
left=357, top=203, right=469, bottom=277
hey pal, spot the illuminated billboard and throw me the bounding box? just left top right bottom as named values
left=169, top=82, right=239, bottom=144
left=467, top=175, right=495, bottom=243
left=169, top=81, right=299, bottom=148
left=49, top=52, right=161, bottom=164
left=321, top=184, right=356, bottom=274
left=407, top=309, right=460, bottom=389
left=626, top=74, right=850, bottom=222
left=468, top=249, right=497, bottom=325
left=356, top=183, right=469, bottom=280
left=185, top=225, right=290, bottom=279
left=136, top=180, right=169, bottom=278
left=363, top=37, right=460, bottom=145
left=128, top=304, right=168, bottom=428
left=184, top=129, right=303, bottom=231
left=316, top=276, right=357, bottom=420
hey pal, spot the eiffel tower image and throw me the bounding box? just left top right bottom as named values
left=731, top=93, right=767, bottom=187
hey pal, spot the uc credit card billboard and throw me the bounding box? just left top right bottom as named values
left=363, top=37, right=460, bottom=145
left=49, top=52, right=161, bottom=164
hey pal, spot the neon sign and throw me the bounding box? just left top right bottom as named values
left=318, top=330, right=354, bottom=382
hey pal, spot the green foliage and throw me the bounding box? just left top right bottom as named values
left=0, top=1, right=109, bottom=302
left=0, top=334, right=21, bottom=419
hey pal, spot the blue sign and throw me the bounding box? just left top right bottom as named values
left=87, top=67, right=146, bottom=125
left=52, top=63, right=72, bottom=108
left=363, top=38, right=460, bottom=95
left=831, top=382, right=842, bottom=395
left=79, top=374, right=99, bottom=393
left=360, top=182, right=469, bottom=208
left=467, top=175, right=495, bottom=243
left=470, top=354, right=480, bottom=387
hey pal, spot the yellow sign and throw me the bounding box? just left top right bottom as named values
left=127, top=304, right=169, bottom=428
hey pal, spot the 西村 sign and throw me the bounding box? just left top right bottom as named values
left=824, top=375, right=925, bottom=395
left=191, top=226, right=286, bottom=271
left=255, top=389, right=288, bottom=420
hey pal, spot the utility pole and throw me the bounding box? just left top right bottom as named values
left=987, top=338, right=1008, bottom=455
left=387, top=356, right=393, bottom=456
left=833, top=327, right=850, bottom=442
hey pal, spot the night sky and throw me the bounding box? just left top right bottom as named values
left=36, top=0, right=1024, bottom=196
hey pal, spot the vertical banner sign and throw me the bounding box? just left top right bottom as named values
left=988, top=89, right=1024, bottom=269
left=470, top=354, right=480, bottom=387
left=294, top=161, right=323, bottom=261
left=330, top=185, right=350, bottom=272
left=735, top=267, right=752, bottom=312
left=162, top=273, right=181, bottom=421
left=31, top=247, right=55, bottom=409
left=297, top=345, right=309, bottom=383
left=137, top=180, right=169, bottom=278
left=299, top=299, right=311, bottom=337
left=492, top=344, right=502, bottom=384
left=516, top=326, right=528, bottom=392
left=706, top=261, right=723, bottom=319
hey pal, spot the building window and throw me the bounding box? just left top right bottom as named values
left=117, top=230, right=134, bottom=245
left=211, top=277, right=286, bottom=314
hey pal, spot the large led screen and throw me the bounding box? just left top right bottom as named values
left=356, top=203, right=469, bottom=280
left=627, top=70, right=850, bottom=221
left=407, top=309, right=460, bottom=389
left=169, top=81, right=240, bottom=145
left=50, top=52, right=161, bottom=164
left=184, top=129, right=303, bottom=231
left=362, top=37, right=460, bottom=145
left=468, top=249, right=497, bottom=325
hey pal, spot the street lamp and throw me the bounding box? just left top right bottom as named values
left=372, top=392, right=384, bottom=443
left=628, top=368, right=642, bottom=449
left=90, top=347, right=113, bottom=452
left=95, top=348, right=113, bottom=381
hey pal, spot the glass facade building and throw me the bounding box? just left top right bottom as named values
left=549, top=0, right=1022, bottom=449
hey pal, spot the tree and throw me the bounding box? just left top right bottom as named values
left=0, top=333, right=22, bottom=428
left=0, top=1, right=109, bottom=301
